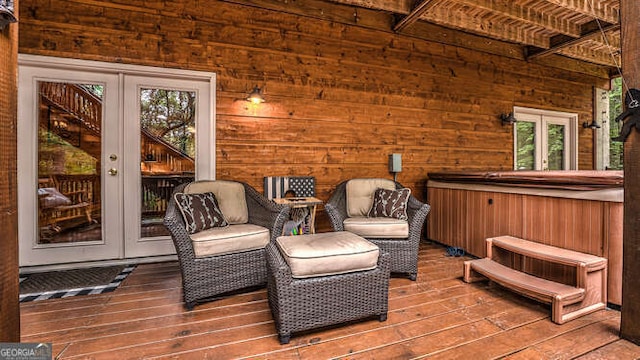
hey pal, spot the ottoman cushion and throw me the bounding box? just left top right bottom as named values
left=275, top=231, right=379, bottom=278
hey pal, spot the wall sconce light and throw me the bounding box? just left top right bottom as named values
left=246, top=86, right=265, bottom=104
left=583, top=120, right=601, bottom=129
left=500, top=112, right=517, bottom=126
left=0, top=0, right=17, bottom=30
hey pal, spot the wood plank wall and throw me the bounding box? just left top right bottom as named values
left=17, top=0, right=611, bottom=231
left=0, top=1, right=20, bottom=341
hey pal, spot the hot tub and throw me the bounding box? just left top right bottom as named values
left=426, top=170, right=623, bottom=305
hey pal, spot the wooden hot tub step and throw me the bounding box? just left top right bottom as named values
left=463, top=235, right=607, bottom=324
left=488, top=236, right=608, bottom=271
left=464, top=258, right=585, bottom=305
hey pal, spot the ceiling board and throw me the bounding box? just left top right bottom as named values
left=324, top=0, right=621, bottom=71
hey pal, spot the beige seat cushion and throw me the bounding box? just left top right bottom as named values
left=343, top=217, right=409, bottom=239
left=276, top=231, right=379, bottom=278
left=189, top=223, right=269, bottom=257
left=346, top=178, right=396, bottom=217
left=183, top=180, right=248, bottom=224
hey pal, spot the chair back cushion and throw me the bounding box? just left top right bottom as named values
left=183, top=180, right=248, bottom=224
left=346, top=178, right=396, bottom=217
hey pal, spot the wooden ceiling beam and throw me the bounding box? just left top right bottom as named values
left=324, top=0, right=412, bottom=14
left=393, top=0, right=439, bottom=33
left=227, top=0, right=620, bottom=71
left=543, top=0, right=619, bottom=24
left=558, top=47, right=619, bottom=67
left=426, top=5, right=550, bottom=48
left=526, top=22, right=620, bottom=60
left=458, top=0, right=581, bottom=37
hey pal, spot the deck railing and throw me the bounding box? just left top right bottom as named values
left=39, top=82, right=102, bottom=134
left=141, top=174, right=194, bottom=217
left=41, top=174, right=193, bottom=220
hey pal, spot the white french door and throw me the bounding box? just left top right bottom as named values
left=123, top=75, right=214, bottom=258
left=18, top=55, right=215, bottom=267
left=513, top=107, right=578, bottom=171
left=18, top=65, right=122, bottom=266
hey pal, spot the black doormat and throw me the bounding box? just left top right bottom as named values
left=19, top=265, right=136, bottom=302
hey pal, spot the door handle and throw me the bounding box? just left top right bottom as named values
left=108, top=168, right=118, bottom=176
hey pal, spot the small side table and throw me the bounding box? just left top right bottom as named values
left=273, top=197, right=323, bottom=235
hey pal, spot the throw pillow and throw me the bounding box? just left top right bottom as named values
left=174, top=192, right=229, bottom=234
left=367, top=187, right=411, bottom=220
left=37, top=187, right=72, bottom=209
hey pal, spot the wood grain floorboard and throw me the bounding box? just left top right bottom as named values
left=19, top=242, right=640, bottom=359
left=504, top=317, right=623, bottom=359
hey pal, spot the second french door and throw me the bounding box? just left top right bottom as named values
left=123, top=75, right=214, bottom=258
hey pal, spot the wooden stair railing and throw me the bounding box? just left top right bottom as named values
left=40, top=82, right=102, bottom=135
left=463, top=235, right=607, bottom=324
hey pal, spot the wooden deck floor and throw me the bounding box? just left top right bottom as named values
left=20, top=242, right=640, bottom=359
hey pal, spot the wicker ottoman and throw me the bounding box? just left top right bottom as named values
left=266, top=231, right=390, bottom=344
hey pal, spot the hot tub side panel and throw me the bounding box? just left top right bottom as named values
left=426, top=183, right=622, bottom=306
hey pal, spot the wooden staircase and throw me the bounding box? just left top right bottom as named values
left=39, top=82, right=102, bottom=160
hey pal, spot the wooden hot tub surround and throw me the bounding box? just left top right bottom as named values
left=427, top=170, right=623, bottom=306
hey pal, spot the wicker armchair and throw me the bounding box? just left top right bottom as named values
left=164, top=180, right=290, bottom=310
left=325, top=179, right=431, bottom=280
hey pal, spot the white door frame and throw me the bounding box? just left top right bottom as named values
left=18, top=54, right=216, bottom=267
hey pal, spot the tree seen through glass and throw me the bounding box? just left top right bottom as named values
left=547, top=124, right=565, bottom=170
left=609, top=77, right=623, bottom=170
left=140, top=88, right=196, bottom=158
left=516, top=122, right=535, bottom=170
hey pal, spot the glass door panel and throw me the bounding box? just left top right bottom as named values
left=547, top=123, right=566, bottom=170
left=515, top=121, right=536, bottom=170
left=37, top=82, right=102, bottom=244
left=139, top=88, right=196, bottom=238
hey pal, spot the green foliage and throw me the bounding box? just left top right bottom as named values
left=547, top=124, right=565, bottom=170
left=516, top=122, right=535, bottom=170
left=83, top=84, right=104, bottom=98
left=38, top=129, right=97, bottom=176
left=609, top=78, right=624, bottom=170
left=516, top=122, right=565, bottom=170
left=140, top=88, right=196, bottom=158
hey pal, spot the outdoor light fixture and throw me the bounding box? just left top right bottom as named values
left=0, top=0, right=17, bottom=30
left=246, top=86, right=265, bottom=104
left=583, top=120, right=601, bottom=129
left=500, top=112, right=517, bottom=126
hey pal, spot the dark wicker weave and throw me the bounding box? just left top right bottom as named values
left=164, top=181, right=290, bottom=310
left=266, top=241, right=390, bottom=344
left=324, top=180, right=431, bottom=280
